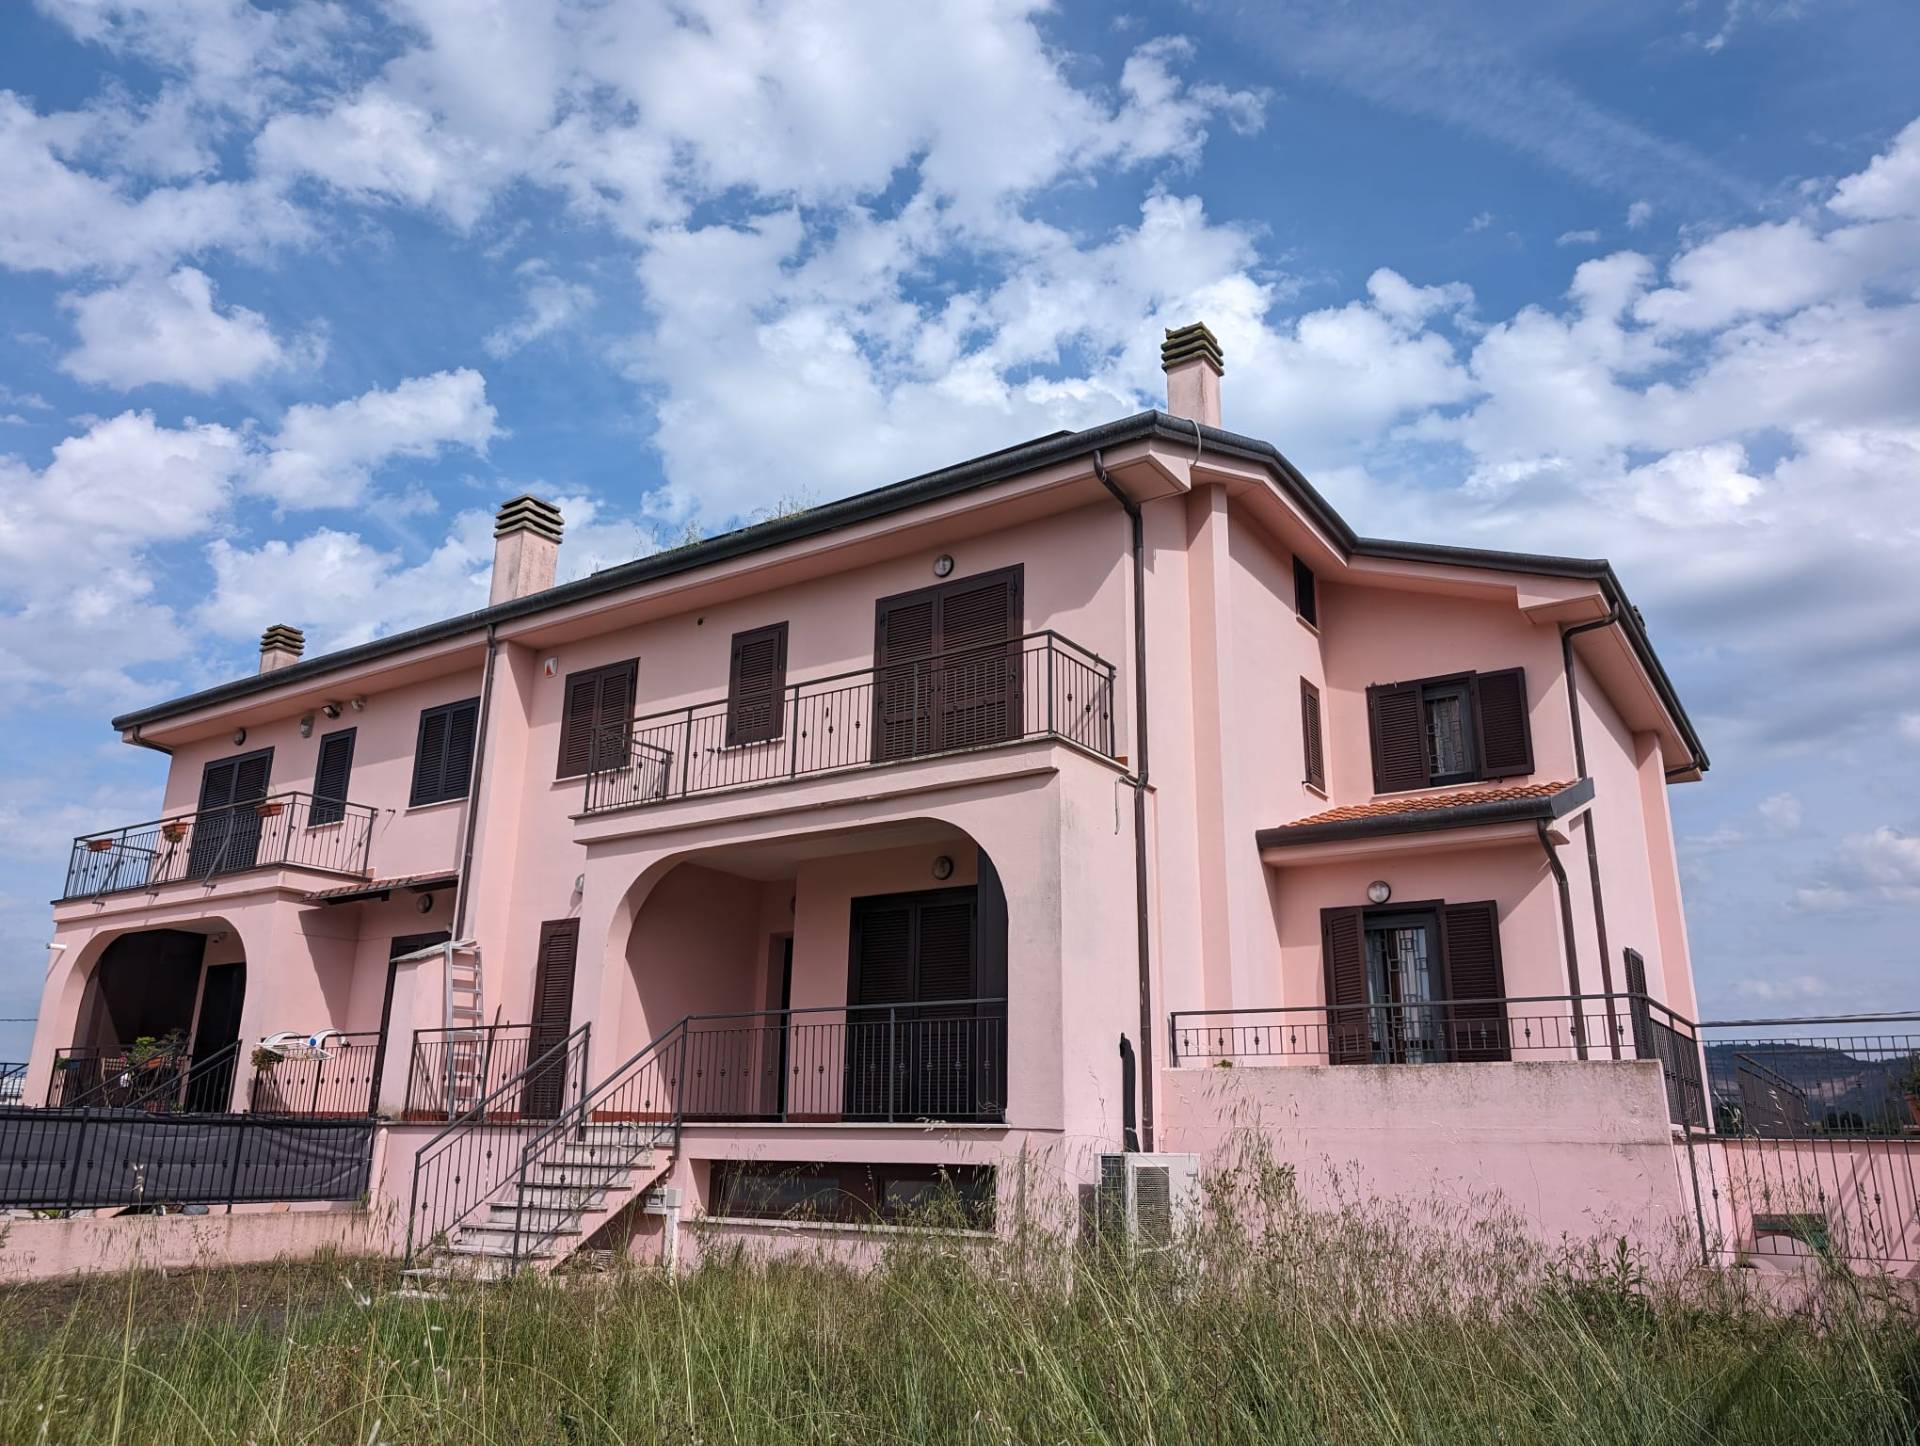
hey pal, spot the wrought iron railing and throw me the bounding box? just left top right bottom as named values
left=0, top=1062, right=23, bottom=1106
left=405, top=1023, right=592, bottom=1261
left=46, top=1040, right=243, bottom=1113
left=583, top=631, right=1115, bottom=812
left=248, top=1031, right=383, bottom=1117
left=62, top=791, right=376, bottom=900
left=1171, top=992, right=1708, bottom=1128
left=406, top=1024, right=553, bottom=1121
left=1696, top=1014, right=1920, bottom=1139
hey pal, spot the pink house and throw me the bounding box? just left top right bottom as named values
left=13, top=323, right=1743, bottom=1278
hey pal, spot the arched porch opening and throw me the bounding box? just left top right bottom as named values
left=56, top=919, right=249, bottom=1110
left=613, top=819, right=1009, bottom=1124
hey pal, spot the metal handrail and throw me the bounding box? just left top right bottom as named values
left=62, top=790, right=377, bottom=900
left=404, top=1021, right=590, bottom=1261
left=582, top=631, right=1118, bottom=812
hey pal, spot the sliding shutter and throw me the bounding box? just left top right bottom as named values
left=1367, top=682, right=1429, bottom=794
left=1321, top=906, right=1370, bottom=1065
left=725, top=623, right=788, bottom=746
left=1440, top=901, right=1509, bottom=1062
left=310, top=728, right=356, bottom=826
left=1300, top=678, right=1326, bottom=790
left=1472, top=668, right=1533, bottom=778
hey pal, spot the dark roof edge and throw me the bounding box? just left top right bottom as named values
left=1256, top=777, right=1596, bottom=851
left=113, top=412, right=1702, bottom=773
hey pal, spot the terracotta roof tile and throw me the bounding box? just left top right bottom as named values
left=1276, top=781, right=1575, bottom=831
left=306, top=871, right=456, bottom=903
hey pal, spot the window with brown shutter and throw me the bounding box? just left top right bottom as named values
left=1300, top=678, right=1325, bottom=790
left=1366, top=668, right=1533, bottom=793
left=1439, top=901, right=1509, bottom=1061
left=410, top=697, right=480, bottom=806
left=309, top=727, right=356, bottom=826
left=725, top=623, right=788, bottom=746
left=522, top=918, right=579, bottom=1119
left=1320, top=907, right=1370, bottom=1065
left=555, top=658, right=637, bottom=779
left=872, top=566, right=1023, bottom=761
left=1294, top=556, right=1318, bottom=627
left=189, top=747, right=275, bottom=877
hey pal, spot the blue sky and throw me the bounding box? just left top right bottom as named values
left=2, top=0, right=1918, bottom=1056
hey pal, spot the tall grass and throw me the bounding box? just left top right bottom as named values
left=1, top=1153, right=1915, bottom=1443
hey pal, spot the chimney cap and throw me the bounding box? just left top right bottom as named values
left=1161, top=321, right=1223, bottom=376
left=494, top=493, right=564, bottom=544
left=259, top=624, right=305, bottom=654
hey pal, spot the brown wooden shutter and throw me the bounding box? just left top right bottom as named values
left=1367, top=682, right=1429, bottom=793
left=1439, top=901, right=1509, bottom=1062
left=411, top=707, right=450, bottom=804
left=190, top=748, right=273, bottom=877
left=934, top=571, right=1021, bottom=750
left=1300, top=678, right=1325, bottom=790
left=1471, top=667, right=1533, bottom=778
left=310, top=728, right=356, bottom=826
left=556, top=660, right=636, bottom=778
left=522, top=918, right=580, bottom=1119
left=850, top=901, right=915, bottom=1005
left=443, top=699, right=479, bottom=795
left=914, top=898, right=977, bottom=1003
left=557, top=671, right=601, bottom=778
left=1321, top=906, right=1370, bottom=1065
left=874, top=595, right=937, bottom=761
left=725, top=623, right=788, bottom=746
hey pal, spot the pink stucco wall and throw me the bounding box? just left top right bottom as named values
left=1160, top=1059, right=1698, bottom=1263
left=0, top=1205, right=381, bottom=1283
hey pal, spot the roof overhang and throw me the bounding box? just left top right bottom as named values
left=1258, top=777, right=1595, bottom=867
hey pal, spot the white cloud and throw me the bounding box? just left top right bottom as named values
left=483, top=261, right=594, bottom=359
left=1556, top=228, right=1601, bottom=246
left=1626, top=199, right=1654, bottom=229
left=1796, top=827, right=1920, bottom=910
left=1829, top=117, right=1920, bottom=221
left=1757, top=792, right=1802, bottom=837
left=1465, top=210, right=1494, bottom=233
left=252, top=369, right=501, bottom=507
left=60, top=265, right=315, bottom=391
left=1899, top=714, right=1920, bottom=745
left=1731, top=975, right=1829, bottom=1004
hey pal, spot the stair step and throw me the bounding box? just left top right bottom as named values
left=460, top=1219, right=583, bottom=1242
left=447, top=1237, right=560, bottom=1260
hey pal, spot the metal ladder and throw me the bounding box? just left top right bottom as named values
left=440, top=942, right=490, bottom=1117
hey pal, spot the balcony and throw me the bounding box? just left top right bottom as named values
left=61, top=791, right=375, bottom=901
left=1170, top=992, right=1707, bottom=1128
left=583, top=631, right=1115, bottom=813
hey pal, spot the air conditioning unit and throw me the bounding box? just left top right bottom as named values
left=1095, top=1152, right=1200, bottom=1250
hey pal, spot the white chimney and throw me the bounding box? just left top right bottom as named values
left=490, top=494, right=564, bottom=604
left=1161, top=321, right=1223, bottom=428
left=258, top=624, right=305, bottom=673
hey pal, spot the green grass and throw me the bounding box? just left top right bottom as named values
left=2, top=1159, right=1916, bottom=1444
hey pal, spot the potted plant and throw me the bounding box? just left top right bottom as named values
left=255, top=798, right=286, bottom=818
left=160, top=819, right=189, bottom=842
left=127, top=1030, right=186, bottom=1073
left=84, top=837, right=115, bottom=853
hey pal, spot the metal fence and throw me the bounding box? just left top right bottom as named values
left=0, top=1107, right=374, bottom=1211
left=582, top=632, right=1115, bottom=812
left=406, top=1024, right=554, bottom=1121
left=1682, top=1013, right=1920, bottom=1267
left=248, top=1032, right=384, bottom=1117
left=0, top=1062, right=24, bottom=1107
left=46, top=1040, right=244, bottom=1114
left=62, top=791, right=376, bottom=900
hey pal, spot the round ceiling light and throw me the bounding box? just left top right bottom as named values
left=1366, top=880, right=1392, bottom=905
left=932, top=553, right=955, bottom=578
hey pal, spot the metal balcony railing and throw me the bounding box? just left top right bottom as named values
left=248, top=1031, right=384, bottom=1117
left=1170, top=992, right=1708, bottom=1129
left=583, top=631, right=1116, bottom=812
left=62, top=791, right=376, bottom=900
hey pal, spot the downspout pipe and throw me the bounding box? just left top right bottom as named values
left=1093, top=450, right=1155, bottom=1151
left=1561, top=609, right=1622, bottom=1056
left=450, top=623, right=500, bottom=943
left=1536, top=818, right=1589, bottom=1061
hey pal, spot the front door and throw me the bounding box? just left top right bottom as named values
left=1363, top=912, right=1444, bottom=1063
left=521, top=919, right=579, bottom=1119
left=187, top=748, right=274, bottom=879
left=845, top=888, right=980, bottom=1119
left=185, top=961, right=246, bottom=1111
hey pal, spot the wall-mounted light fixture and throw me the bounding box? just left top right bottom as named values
left=931, top=854, right=956, bottom=881
left=932, top=553, right=955, bottom=578
left=1366, top=880, right=1392, bottom=905
left=232, top=728, right=247, bottom=746
left=350, top=696, right=367, bottom=712
left=416, top=893, right=435, bottom=915
left=298, top=714, right=314, bottom=739
left=322, top=701, right=342, bottom=720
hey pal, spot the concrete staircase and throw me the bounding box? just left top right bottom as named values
left=402, top=1121, right=675, bottom=1286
